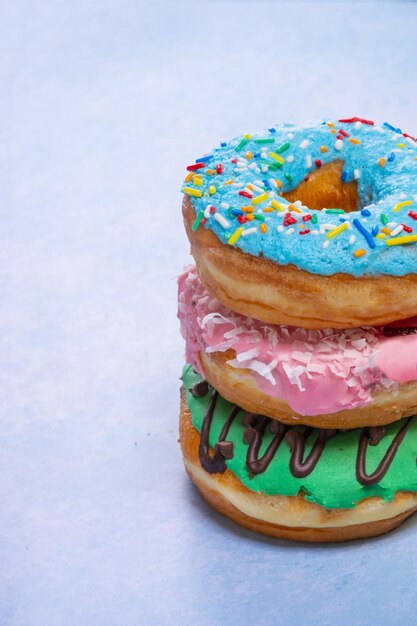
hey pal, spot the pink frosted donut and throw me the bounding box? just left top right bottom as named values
left=178, top=266, right=417, bottom=428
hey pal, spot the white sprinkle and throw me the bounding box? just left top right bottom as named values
left=220, top=202, right=230, bottom=209
left=349, top=235, right=355, bottom=245
left=248, top=163, right=260, bottom=171
left=261, top=164, right=268, bottom=173
left=354, top=169, right=361, bottom=179
left=390, top=224, right=404, bottom=237
left=288, top=133, right=294, bottom=139
left=399, top=192, right=407, bottom=199
left=354, top=121, right=362, bottom=129
left=305, top=155, right=312, bottom=168
left=251, top=183, right=265, bottom=193
left=387, top=222, right=397, bottom=229
left=204, top=205, right=213, bottom=218
left=300, top=139, right=309, bottom=150
left=214, top=213, right=230, bottom=228
left=292, top=351, right=313, bottom=364
left=285, top=228, right=295, bottom=235
left=311, top=229, right=319, bottom=235
left=406, top=136, right=417, bottom=147
left=277, top=225, right=284, bottom=233
left=236, top=348, right=260, bottom=363
left=287, top=155, right=294, bottom=163
left=322, top=240, right=330, bottom=249
left=335, top=139, right=343, bottom=151
left=241, top=227, right=257, bottom=237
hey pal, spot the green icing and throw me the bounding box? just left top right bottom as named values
left=182, top=364, right=417, bottom=510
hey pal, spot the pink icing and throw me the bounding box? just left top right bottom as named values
left=178, top=266, right=417, bottom=416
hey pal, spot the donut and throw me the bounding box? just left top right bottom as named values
left=178, top=266, right=417, bottom=429
left=180, top=365, right=417, bottom=542
left=181, top=118, right=417, bottom=329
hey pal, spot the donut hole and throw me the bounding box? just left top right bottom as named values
left=283, top=160, right=364, bottom=213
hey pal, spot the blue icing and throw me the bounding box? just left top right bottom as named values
left=182, top=119, right=417, bottom=277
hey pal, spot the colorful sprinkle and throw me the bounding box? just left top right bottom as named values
left=326, top=222, right=349, bottom=239
left=191, top=210, right=205, bottom=230
left=227, top=227, right=244, bottom=245
left=352, top=218, right=376, bottom=249
left=183, top=186, right=203, bottom=198
left=393, top=200, right=413, bottom=212
left=386, top=235, right=417, bottom=246
left=354, top=249, right=366, bottom=258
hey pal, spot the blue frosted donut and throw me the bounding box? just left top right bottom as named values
left=182, top=118, right=417, bottom=278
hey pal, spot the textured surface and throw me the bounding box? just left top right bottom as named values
left=4, top=2, right=417, bottom=625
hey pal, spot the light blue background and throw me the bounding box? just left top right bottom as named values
left=3, top=2, right=417, bottom=625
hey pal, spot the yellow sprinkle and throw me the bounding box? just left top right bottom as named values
left=247, top=183, right=253, bottom=190
left=393, top=200, right=413, bottom=213
left=320, top=146, right=328, bottom=153
left=376, top=233, right=386, bottom=239
left=228, top=227, right=244, bottom=245
left=223, top=179, right=234, bottom=185
left=246, top=151, right=253, bottom=160
left=354, top=249, right=366, bottom=258
left=259, top=224, right=267, bottom=234
left=209, top=185, right=216, bottom=195
left=263, top=207, right=274, bottom=213
left=271, top=199, right=284, bottom=212
left=326, top=222, right=348, bottom=239
left=246, top=214, right=254, bottom=221
left=349, top=138, right=361, bottom=145
left=242, top=205, right=254, bottom=213
left=205, top=169, right=216, bottom=175
left=185, top=172, right=193, bottom=183
left=183, top=186, right=202, bottom=198
left=330, top=129, right=337, bottom=134
left=327, top=122, right=334, bottom=128
left=386, top=235, right=417, bottom=246
left=288, top=203, right=302, bottom=213
left=252, top=192, right=269, bottom=205
left=244, top=133, right=251, bottom=140
left=193, top=176, right=203, bottom=186
left=269, top=152, right=285, bottom=164
left=415, top=157, right=417, bottom=161
left=381, top=227, right=392, bottom=235
left=275, top=179, right=283, bottom=189
left=379, top=158, right=386, bottom=167
left=397, top=143, right=406, bottom=148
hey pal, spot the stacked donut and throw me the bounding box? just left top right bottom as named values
left=177, top=118, right=417, bottom=542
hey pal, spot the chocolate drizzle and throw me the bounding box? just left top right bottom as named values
left=285, top=428, right=337, bottom=478
left=243, top=416, right=288, bottom=476
left=356, top=417, right=413, bottom=486
left=198, top=391, right=240, bottom=474
left=195, top=383, right=415, bottom=486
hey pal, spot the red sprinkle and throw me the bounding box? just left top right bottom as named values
left=239, top=190, right=252, bottom=199
left=284, top=213, right=297, bottom=226
left=216, top=163, right=223, bottom=174
left=339, top=129, right=350, bottom=138
left=304, top=175, right=309, bottom=182
left=231, top=158, right=237, bottom=164
left=302, top=214, right=312, bottom=222
left=315, top=159, right=322, bottom=168
left=209, top=206, right=216, bottom=214
left=338, top=117, right=374, bottom=125
left=201, top=218, right=207, bottom=225
left=186, top=162, right=205, bottom=172
left=403, top=224, right=413, bottom=233
left=237, top=215, right=248, bottom=224
left=336, top=133, right=344, bottom=140
left=299, top=229, right=310, bottom=235
left=403, top=132, right=417, bottom=142
left=408, top=211, right=417, bottom=221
